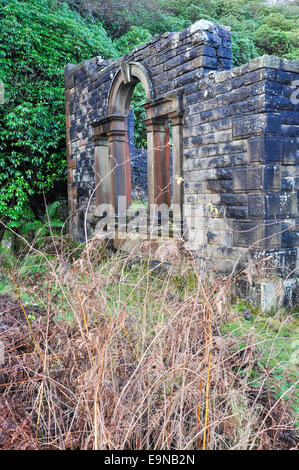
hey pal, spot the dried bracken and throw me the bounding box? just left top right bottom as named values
left=0, top=240, right=298, bottom=450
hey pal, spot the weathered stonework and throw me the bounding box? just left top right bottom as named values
left=65, top=19, right=299, bottom=291
left=127, top=110, right=148, bottom=202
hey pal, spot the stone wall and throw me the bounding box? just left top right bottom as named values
left=183, top=56, right=299, bottom=276
left=65, top=19, right=299, bottom=280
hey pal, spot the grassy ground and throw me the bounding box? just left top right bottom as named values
left=0, top=233, right=298, bottom=449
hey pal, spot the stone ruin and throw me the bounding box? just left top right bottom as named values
left=65, top=19, right=299, bottom=307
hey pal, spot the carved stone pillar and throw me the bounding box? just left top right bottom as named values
left=93, top=114, right=131, bottom=215
left=145, top=117, right=171, bottom=207
left=93, top=135, right=110, bottom=208
left=169, top=111, right=184, bottom=237
left=169, top=111, right=184, bottom=208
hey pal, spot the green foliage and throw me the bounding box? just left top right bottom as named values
left=222, top=310, right=299, bottom=420
left=255, top=11, right=299, bottom=59
left=94, top=0, right=188, bottom=38
left=0, top=246, right=17, bottom=269
left=137, top=10, right=187, bottom=36
left=80, top=0, right=298, bottom=65
left=115, top=26, right=153, bottom=56
left=0, top=0, right=117, bottom=228
left=61, top=0, right=299, bottom=66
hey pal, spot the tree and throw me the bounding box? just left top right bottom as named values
left=0, top=0, right=117, bottom=241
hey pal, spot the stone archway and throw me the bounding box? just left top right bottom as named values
left=108, top=62, right=155, bottom=115
left=92, top=61, right=184, bottom=245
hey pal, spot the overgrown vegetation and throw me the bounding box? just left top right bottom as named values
left=0, top=233, right=298, bottom=449
left=0, top=1, right=298, bottom=450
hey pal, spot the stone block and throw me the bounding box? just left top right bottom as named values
left=264, top=165, right=281, bottom=191
left=218, top=46, right=232, bottom=59
left=232, top=114, right=281, bottom=138
left=233, top=167, right=263, bottom=192
left=247, top=136, right=282, bottom=163
left=248, top=194, right=265, bottom=218
left=226, top=206, right=248, bottom=219
left=220, top=194, right=248, bottom=206
left=233, top=220, right=281, bottom=249
left=282, top=137, right=297, bottom=164
left=248, top=193, right=297, bottom=219
left=207, top=179, right=233, bottom=193
left=233, top=165, right=280, bottom=193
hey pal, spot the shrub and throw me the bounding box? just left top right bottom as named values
left=115, top=26, right=153, bottom=56
left=0, top=0, right=117, bottom=236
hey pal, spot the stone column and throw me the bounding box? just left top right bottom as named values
left=93, top=135, right=110, bottom=208
left=145, top=117, right=171, bottom=206
left=106, top=116, right=132, bottom=214
left=145, top=116, right=172, bottom=239
left=169, top=111, right=184, bottom=237
left=169, top=111, right=184, bottom=208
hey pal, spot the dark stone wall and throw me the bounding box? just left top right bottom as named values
left=65, top=19, right=299, bottom=277
left=182, top=56, right=299, bottom=275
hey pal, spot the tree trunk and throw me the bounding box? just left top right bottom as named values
left=0, top=218, right=8, bottom=245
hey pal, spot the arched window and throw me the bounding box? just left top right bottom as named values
left=92, top=62, right=184, bottom=245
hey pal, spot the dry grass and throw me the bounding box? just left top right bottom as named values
left=0, top=233, right=298, bottom=450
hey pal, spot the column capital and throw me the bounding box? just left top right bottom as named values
left=92, top=114, right=127, bottom=137
left=92, top=135, right=109, bottom=146
left=168, top=110, right=184, bottom=126
left=144, top=116, right=167, bottom=133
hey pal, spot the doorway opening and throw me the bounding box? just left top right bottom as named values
left=92, top=62, right=184, bottom=245
left=128, top=82, right=148, bottom=211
